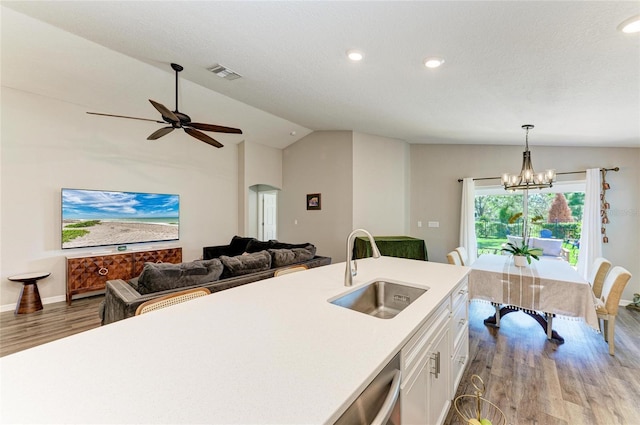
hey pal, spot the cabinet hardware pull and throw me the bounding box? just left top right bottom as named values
left=98, top=267, right=109, bottom=276
left=458, top=289, right=467, bottom=295
left=430, top=352, right=441, bottom=378
left=459, top=356, right=466, bottom=365
left=155, top=260, right=163, bottom=263
left=459, top=318, right=467, bottom=326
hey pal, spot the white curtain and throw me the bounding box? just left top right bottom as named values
left=460, top=178, right=478, bottom=263
left=577, top=168, right=602, bottom=280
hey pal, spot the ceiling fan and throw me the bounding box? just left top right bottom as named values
left=87, top=63, right=242, bottom=148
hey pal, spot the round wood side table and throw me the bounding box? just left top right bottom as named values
left=8, top=272, right=51, bottom=314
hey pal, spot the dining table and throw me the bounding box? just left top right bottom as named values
left=468, top=254, right=599, bottom=344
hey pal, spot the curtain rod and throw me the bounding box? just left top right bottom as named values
left=457, top=167, right=619, bottom=183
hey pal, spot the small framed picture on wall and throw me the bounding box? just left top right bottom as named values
left=306, top=193, right=321, bottom=210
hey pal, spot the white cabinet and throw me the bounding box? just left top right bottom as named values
left=450, top=278, right=469, bottom=396
left=401, top=354, right=429, bottom=424
left=400, top=277, right=468, bottom=425
left=426, top=321, right=451, bottom=425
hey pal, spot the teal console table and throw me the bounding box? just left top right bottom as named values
left=354, top=236, right=428, bottom=261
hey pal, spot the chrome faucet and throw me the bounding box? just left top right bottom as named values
left=345, top=229, right=381, bottom=286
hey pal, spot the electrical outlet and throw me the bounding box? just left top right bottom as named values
left=418, top=221, right=422, bottom=228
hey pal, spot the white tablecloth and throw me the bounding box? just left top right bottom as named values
left=469, top=254, right=599, bottom=330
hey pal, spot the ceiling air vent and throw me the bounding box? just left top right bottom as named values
left=208, top=64, right=242, bottom=80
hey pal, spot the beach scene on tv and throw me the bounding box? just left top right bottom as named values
left=62, top=189, right=179, bottom=249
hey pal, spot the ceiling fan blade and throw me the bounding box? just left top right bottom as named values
left=147, top=127, right=175, bottom=140
left=149, top=100, right=179, bottom=123
left=188, top=122, right=243, bottom=134
left=184, top=128, right=224, bottom=148
left=86, top=112, right=164, bottom=123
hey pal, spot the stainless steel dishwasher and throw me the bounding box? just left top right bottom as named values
left=334, top=353, right=401, bottom=425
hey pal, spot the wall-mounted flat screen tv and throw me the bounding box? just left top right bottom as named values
left=62, top=188, right=179, bottom=249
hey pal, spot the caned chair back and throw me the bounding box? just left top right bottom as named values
left=589, top=257, right=612, bottom=299
left=596, top=266, right=632, bottom=356
left=135, top=287, right=211, bottom=316
left=274, top=265, right=308, bottom=277
left=599, top=266, right=632, bottom=317
left=447, top=251, right=462, bottom=266
left=455, top=247, right=469, bottom=266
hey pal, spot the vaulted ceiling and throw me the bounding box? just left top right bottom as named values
left=3, top=1, right=639, bottom=148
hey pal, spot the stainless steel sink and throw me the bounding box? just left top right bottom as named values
left=329, top=280, right=428, bottom=319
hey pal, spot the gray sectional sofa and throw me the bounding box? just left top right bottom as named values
left=99, top=236, right=331, bottom=325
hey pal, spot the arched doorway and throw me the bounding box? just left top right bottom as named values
left=249, top=184, right=279, bottom=241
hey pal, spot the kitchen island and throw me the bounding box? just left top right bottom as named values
left=0, top=257, right=469, bottom=424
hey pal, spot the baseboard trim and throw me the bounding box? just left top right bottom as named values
left=1, top=295, right=67, bottom=313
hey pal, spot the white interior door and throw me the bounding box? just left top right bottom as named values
left=261, top=192, right=277, bottom=240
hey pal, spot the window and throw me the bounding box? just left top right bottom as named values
left=474, top=181, right=585, bottom=264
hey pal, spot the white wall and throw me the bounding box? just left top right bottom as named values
left=279, top=131, right=353, bottom=262
left=244, top=142, right=283, bottom=189
left=1, top=9, right=240, bottom=309
left=239, top=141, right=282, bottom=237
left=410, top=144, right=640, bottom=301
left=353, top=132, right=409, bottom=235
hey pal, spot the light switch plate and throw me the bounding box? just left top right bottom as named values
left=428, top=221, right=439, bottom=228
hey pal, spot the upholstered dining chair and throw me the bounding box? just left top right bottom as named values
left=274, top=264, right=308, bottom=277
left=596, top=266, right=632, bottom=355
left=446, top=251, right=462, bottom=266
left=135, top=287, right=211, bottom=316
left=589, top=257, right=612, bottom=299
left=454, top=247, right=469, bottom=266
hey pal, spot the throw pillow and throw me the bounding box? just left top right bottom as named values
left=229, top=236, right=256, bottom=256
left=137, top=259, right=224, bottom=295
left=219, top=250, right=272, bottom=277
left=271, top=241, right=314, bottom=250
left=245, top=239, right=275, bottom=253
left=268, top=244, right=316, bottom=268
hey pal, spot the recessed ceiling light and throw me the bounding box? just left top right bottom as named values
left=618, top=15, right=640, bottom=33
left=346, top=50, right=364, bottom=62
left=424, top=57, right=445, bottom=68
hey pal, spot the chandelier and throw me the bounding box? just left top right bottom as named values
left=501, top=125, right=555, bottom=191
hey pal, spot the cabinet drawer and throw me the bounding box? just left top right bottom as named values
left=451, top=296, right=468, bottom=349
left=401, top=300, right=450, bottom=377
left=451, top=328, right=469, bottom=397
left=451, top=277, right=468, bottom=312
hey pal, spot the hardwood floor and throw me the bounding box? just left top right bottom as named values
left=1, top=296, right=638, bottom=424
left=445, top=302, right=640, bottom=425
left=0, top=295, right=103, bottom=357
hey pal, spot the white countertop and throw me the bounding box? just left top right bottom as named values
left=0, top=257, right=469, bottom=424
